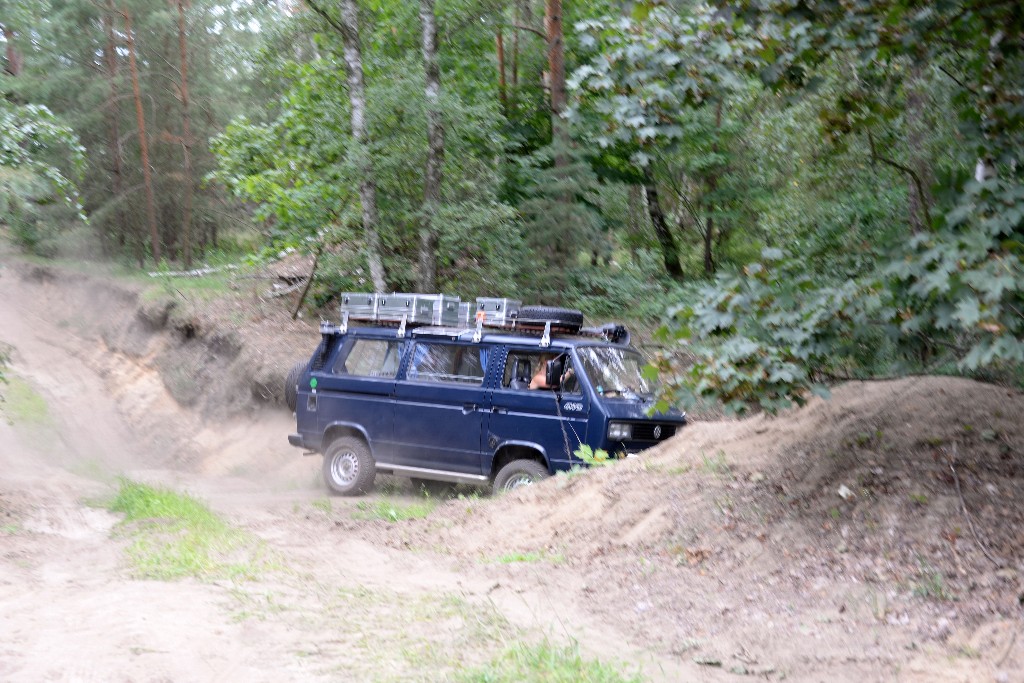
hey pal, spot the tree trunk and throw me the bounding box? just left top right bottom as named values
left=339, top=0, right=387, bottom=292
left=703, top=99, right=724, bottom=277
left=642, top=169, right=683, bottom=280
left=626, top=183, right=645, bottom=264
left=511, top=1, right=522, bottom=90
left=101, top=5, right=131, bottom=258
left=2, top=26, right=23, bottom=77
left=905, top=63, right=933, bottom=234
left=123, top=10, right=162, bottom=264
left=703, top=212, right=715, bottom=276
left=544, top=0, right=571, bottom=273
left=176, top=0, right=195, bottom=268
left=495, top=28, right=508, bottom=116
left=544, top=0, right=567, bottom=145
left=417, top=0, right=444, bottom=292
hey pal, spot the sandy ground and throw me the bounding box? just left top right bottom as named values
left=1, top=249, right=1022, bottom=682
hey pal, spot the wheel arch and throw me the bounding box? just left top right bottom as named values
left=322, top=422, right=372, bottom=454
left=489, top=442, right=549, bottom=480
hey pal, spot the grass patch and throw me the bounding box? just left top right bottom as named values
left=0, top=375, right=51, bottom=426
left=912, top=561, right=953, bottom=601
left=699, top=450, right=731, bottom=476
left=492, top=550, right=565, bottom=565
left=352, top=498, right=435, bottom=523
left=458, top=639, right=643, bottom=683
left=107, top=478, right=275, bottom=580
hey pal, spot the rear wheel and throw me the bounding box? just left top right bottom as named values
left=322, top=437, right=375, bottom=495
left=284, top=361, right=306, bottom=412
left=493, top=459, right=550, bottom=495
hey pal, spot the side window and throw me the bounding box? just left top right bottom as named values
left=334, top=339, right=404, bottom=378
left=408, top=343, right=487, bottom=385
left=502, top=351, right=579, bottom=394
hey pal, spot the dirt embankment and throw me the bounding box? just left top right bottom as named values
left=1, top=254, right=1023, bottom=682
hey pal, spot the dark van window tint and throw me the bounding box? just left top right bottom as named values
left=408, top=343, right=486, bottom=385
left=335, top=339, right=403, bottom=377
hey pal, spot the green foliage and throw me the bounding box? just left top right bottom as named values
left=0, top=103, right=85, bottom=254
left=573, top=444, right=621, bottom=466
left=0, top=102, right=84, bottom=209
left=656, top=248, right=887, bottom=414
left=890, top=177, right=1024, bottom=369
left=570, top=6, right=756, bottom=161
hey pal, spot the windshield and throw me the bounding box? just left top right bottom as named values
left=575, top=347, right=656, bottom=398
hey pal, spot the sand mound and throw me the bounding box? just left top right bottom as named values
left=380, top=376, right=1024, bottom=678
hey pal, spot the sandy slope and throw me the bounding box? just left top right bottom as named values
left=1, top=251, right=1022, bottom=682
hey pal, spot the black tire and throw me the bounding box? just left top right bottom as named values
left=284, top=361, right=306, bottom=412
left=322, top=437, right=376, bottom=496
left=493, top=459, right=550, bottom=495
left=517, top=305, right=584, bottom=333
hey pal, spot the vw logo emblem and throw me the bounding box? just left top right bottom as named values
left=653, top=425, right=662, bottom=439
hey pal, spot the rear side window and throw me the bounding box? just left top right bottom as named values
left=335, top=339, right=404, bottom=378
left=407, top=342, right=488, bottom=385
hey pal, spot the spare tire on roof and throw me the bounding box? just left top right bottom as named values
left=516, top=305, right=584, bottom=333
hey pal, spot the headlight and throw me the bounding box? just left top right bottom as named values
left=608, top=422, right=632, bottom=440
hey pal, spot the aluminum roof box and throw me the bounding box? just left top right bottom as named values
left=378, top=293, right=461, bottom=326
left=475, top=297, right=521, bottom=326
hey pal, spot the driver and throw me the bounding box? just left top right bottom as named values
left=529, top=354, right=554, bottom=390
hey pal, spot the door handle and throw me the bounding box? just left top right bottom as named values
left=491, top=406, right=508, bottom=415
left=462, top=403, right=478, bottom=414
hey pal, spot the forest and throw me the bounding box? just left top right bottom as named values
left=2, top=0, right=1022, bottom=413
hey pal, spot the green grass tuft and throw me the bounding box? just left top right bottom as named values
left=107, top=478, right=275, bottom=581
left=352, top=498, right=435, bottom=523
left=0, top=375, right=51, bottom=425
left=458, top=639, right=643, bottom=683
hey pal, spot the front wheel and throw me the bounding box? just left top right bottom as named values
left=322, top=437, right=376, bottom=496
left=493, top=459, right=550, bottom=495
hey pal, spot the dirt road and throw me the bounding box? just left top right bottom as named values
left=1, top=252, right=1022, bottom=682
left=0, top=257, right=699, bottom=681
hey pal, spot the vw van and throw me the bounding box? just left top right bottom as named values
left=286, top=294, right=686, bottom=495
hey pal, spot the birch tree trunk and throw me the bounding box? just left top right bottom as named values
left=417, top=0, right=444, bottom=292
left=123, top=10, right=162, bottom=264
left=338, top=0, right=387, bottom=292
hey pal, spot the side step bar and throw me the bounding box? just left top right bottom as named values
left=374, top=463, right=489, bottom=486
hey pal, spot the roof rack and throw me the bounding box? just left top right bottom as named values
left=333, top=292, right=629, bottom=344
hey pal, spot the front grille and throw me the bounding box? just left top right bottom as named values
left=631, top=423, right=677, bottom=442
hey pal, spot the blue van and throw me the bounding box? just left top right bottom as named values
left=286, top=296, right=686, bottom=495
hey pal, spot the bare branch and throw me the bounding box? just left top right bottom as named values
left=867, top=131, right=933, bottom=228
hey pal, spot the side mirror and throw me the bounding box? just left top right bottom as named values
left=545, top=356, right=565, bottom=389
